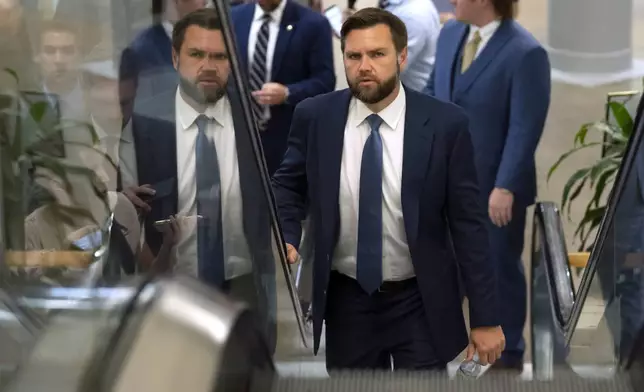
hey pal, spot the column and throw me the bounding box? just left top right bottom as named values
left=548, top=0, right=633, bottom=74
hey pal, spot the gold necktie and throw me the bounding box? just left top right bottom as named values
left=461, top=31, right=482, bottom=73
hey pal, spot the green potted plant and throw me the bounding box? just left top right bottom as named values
left=548, top=100, right=633, bottom=258
left=1, top=67, right=113, bottom=285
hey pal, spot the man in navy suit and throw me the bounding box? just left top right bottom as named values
left=231, top=0, right=335, bottom=175
left=273, top=8, right=504, bottom=371
left=424, top=0, right=550, bottom=371
left=119, top=0, right=207, bottom=122
left=128, top=8, right=277, bottom=352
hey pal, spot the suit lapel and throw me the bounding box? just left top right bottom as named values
left=137, top=90, right=178, bottom=214
left=446, top=23, right=469, bottom=100
left=150, top=24, right=173, bottom=64
left=454, top=20, right=514, bottom=97
left=401, top=89, right=433, bottom=250
left=271, top=1, right=297, bottom=79
left=319, top=90, right=351, bottom=244
left=235, top=6, right=255, bottom=69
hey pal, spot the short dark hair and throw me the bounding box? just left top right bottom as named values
left=491, top=0, right=516, bottom=19
left=340, top=8, right=407, bottom=54
left=38, top=20, right=78, bottom=45
left=172, top=8, right=222, bottom=53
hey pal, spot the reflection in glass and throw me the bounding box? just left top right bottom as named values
left=0, top=0, right=305, bottom=379
left=568, top=96, right=644, bottom=368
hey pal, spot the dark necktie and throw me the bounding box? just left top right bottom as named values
left=249, top=14, right=271, bottom=131
left=356, top=114, right=384, bottom=294
left=195, top=115, right=225, bottom=287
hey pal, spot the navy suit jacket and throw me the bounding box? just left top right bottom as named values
left=130, top=86, right=277, bottom=348
left=231, top=1, right=335, bottom=174
left=119, top=24, right=177, bottom=122
left=425, top=20, right=550, bottom=205
left=272, top=88, right=499, bottom=361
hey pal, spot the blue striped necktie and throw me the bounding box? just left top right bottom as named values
left=249, top=14, right=271, bottom=131
left=195, top=115, right=225, bottom=287
left=356, top=114, right=384, bottom=294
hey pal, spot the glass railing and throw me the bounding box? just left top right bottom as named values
left=0, top=0, right=307, bottom=383
left=531, top=92, right=644, bottom=378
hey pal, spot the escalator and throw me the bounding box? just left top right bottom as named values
left=529, top=82, right=644, bottom=381
left=1, top=0, right=644, bottom=391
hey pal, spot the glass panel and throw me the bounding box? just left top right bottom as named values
left=0, top=0, right=305, bottom=376
left=568, top=97, right=644, bottom=369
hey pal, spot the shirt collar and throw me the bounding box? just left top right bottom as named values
left=352, top=83, right=406, bottom=130
left=175, top=87, right=229, bottom=130
left=162, top=21, right=174, bottom=38
left=253, top=0, right=287, bottom=24
left=468, top=19, right=501, bottom=41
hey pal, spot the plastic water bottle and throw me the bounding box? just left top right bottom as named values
left=458, top=353, right=482, bottom=379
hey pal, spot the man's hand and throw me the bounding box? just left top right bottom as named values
left=466, top=326, right=505, bottom=365
left=488, top=188, right=513, bottom=227
left=252, top=82, right=288, bottom=105
left=285, top=243, right=299, bottom=264
left=122, top=184, right=155, bottom=213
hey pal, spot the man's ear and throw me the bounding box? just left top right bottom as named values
left=398, top=46, right=408, bottom=70
left=172, top=48, right=179, bottom=71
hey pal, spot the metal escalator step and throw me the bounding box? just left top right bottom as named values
left=269, top=372, right=634, bottom=392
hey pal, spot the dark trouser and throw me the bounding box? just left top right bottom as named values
left=488, top=204, right=528, bottom=365
left=222, top=273, right=259, bottom=308
left=325, top=271, right=446, bottom=372
left=600, top=172, right=644, bottom=363
left=222, top=273, right=276, bottom=355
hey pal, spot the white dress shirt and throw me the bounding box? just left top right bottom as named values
left=467, top=19, right=501, bottom=60
left=247, top=0, right=287, bottom=82
left=174, top=89, right=252, bottom=280
left=386, top=0, right=440, bottom=91
left=333, top=85, right=415, bottom=282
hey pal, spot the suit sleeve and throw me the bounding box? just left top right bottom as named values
left=271, top=101, right=311, bottom=248
left=424, top=68, right=436, bottom=97
left=285, top=18, right=336, bottom=105
left=118, top=46, right=139, bottom=123
left=495, top=47, right=551, bottom=193
left=446, top=113, right=499, bottom=328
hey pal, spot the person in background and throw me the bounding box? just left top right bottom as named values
left=119, top=0, right=207, bottom=123
left=273, top=8, right=503, bottom=372
left=231, top=0, right=335, bottom=175
left=378, top=0, right=440, bottom=92
left=35, top=20, right=85, bottom=121
left=424, top=0, right=550, bottom=373
left=343, top=0, right=440, bottom=92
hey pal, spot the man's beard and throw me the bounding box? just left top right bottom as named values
left=348, top=64, right=399, bottom=105
left=178, top=74, right=225, bottom=105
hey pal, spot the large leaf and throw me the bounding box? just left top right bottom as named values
left=590, top=168, right=617, bottom=208
left=548, top=141, right=603, bottom=180
left=28, top=101, right=48, bottom=124
left=573, top=206, right=605, bottom=248
left=561, top=167, right=590, bottom=212
left=609, top=101, right=633, bottom=138
left=3, top=68, right=18, bottom=84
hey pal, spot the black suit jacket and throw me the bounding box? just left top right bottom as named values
left=273, top=87, right=499, bottom=361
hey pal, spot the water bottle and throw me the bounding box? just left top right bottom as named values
left=457, top=353, right=482, bottom=379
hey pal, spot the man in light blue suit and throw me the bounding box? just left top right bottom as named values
left=424, top=0, right=550, bottom=372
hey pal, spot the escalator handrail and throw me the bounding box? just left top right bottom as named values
left=213, top=0, right=309, bottom=347
left=565, top=93, right=644, bottom=344
left=533, top=202, right=576, bottom=327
